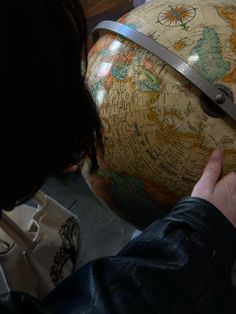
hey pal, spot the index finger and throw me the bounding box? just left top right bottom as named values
left=192, top=150, right=223, bottom=195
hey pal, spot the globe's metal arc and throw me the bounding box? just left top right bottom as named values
left=92, top=20, right=236, bottom=122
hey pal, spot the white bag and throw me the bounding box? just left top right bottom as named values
left=0, top=190, right=80, bottom=299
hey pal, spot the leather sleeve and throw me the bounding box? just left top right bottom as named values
left=0, top=292, right=51, bottom=313
left=44, top=197, right=236, bottom=313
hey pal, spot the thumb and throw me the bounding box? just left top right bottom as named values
left=196, top=150, right=223, bottom=193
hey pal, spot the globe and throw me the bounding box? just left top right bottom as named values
left=83, top=0, right=236, bottom=229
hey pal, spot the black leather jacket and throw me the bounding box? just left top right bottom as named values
left=1, top=197, right=236, bottom=313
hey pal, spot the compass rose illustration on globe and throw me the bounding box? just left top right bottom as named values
left=157, top=4, right=197, bottom=31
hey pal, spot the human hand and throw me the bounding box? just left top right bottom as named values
left=191, top=150, right=236, bottom=227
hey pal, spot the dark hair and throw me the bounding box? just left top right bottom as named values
left=0, top=0, right=103, bottom=208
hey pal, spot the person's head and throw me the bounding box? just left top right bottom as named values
left=0, top=0, right=102, bottom=209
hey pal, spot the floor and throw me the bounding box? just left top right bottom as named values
left=42, top=173, right=135, bottom=267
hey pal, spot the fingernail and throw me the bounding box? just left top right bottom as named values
left=210, top=149, right=223, bottom=162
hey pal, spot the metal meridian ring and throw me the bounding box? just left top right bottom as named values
left=92, top=20, right=236, bottom=122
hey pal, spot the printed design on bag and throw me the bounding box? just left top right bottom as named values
left=50, top=216, right=80, bottom=285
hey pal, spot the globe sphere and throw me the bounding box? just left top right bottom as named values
left=83, top=0, right=236, bottom=228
